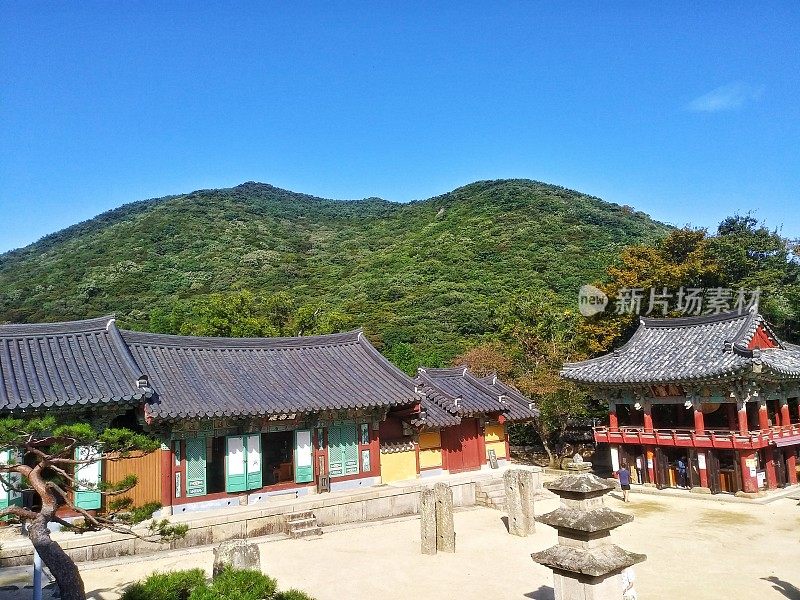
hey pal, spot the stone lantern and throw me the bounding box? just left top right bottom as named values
left=532, top=473, right=645, bottom=600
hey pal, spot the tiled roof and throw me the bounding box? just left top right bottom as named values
left=121, top=329, right=422, bottom=421
left=0, top=316, right=150, bottom=411
left=414, top=366, right=538, bottom=428
left=479, top=374, right=539, bottom=421
left=561, top=309, right=800, bottom=386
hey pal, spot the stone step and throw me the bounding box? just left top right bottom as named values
left=483, top=489, right=506, bottom=499
left=289, top=525, right=323, bottom=539
left=287, top=517, right=317, bottom=527
left=287, top=510, right=315, bottom=521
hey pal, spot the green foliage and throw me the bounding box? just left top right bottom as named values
left=201, top=568, right=277, bottom=600
left=147, top=518, right=189, bottom=541
left=122, top=568, right=310, bottom=600
left=272, top=591, right=316, bottom=600
left=582, top=216, right=800, bottom=352
left=112, top=501, right=163, bottom=524
left=0, top=179, right=667, bottom=363
left=120, top=569, right=206, bottom=600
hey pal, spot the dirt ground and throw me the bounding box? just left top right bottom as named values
left=4, top=491, right=800, bottom=600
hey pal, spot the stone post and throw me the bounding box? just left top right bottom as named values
left=532, top=472, right=645, bottom=600
left=420, top=486, right=437, bottom=555
left=421, top=483, right=455, bottom=554
left=504, top=468, right=537, bottom=536
left=434, top=482, right=455, bottom=552
left=213, top=539, right=261, bottom=577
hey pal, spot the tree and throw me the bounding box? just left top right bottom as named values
left=498, top=291, right=598, bottom=467
left=580, top=217, right=800, bottom=353
left=0, top=416, right=187, bottom=600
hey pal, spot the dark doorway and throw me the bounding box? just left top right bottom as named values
left=263, top=431, right=293, bottom=485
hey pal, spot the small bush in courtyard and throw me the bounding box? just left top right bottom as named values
left=122, top=567, right=312, bottom=600
left=204, top=567, right=278, bottom=599
left=273, top=590, right=316, bottom=600
left=121, top=569, right=206, bottom=600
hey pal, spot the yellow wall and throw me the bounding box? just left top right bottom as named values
left=419, top=448, right=442, bottom=469
left=485, top=423, right=505, bottom=443
left=418, top=430, right=441, bottom=450
left=485, top=440, right=507, bottom=459
left=380, top=450, right=418, bottom=483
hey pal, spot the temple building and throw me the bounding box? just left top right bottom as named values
left=0, top=316, right=537, bottom=514
left=562, top=308, right=800, bottom=494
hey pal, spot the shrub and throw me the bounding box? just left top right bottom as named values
left=121, top=569, right=206, bottom=600
left=204, top=567, right=278, bottom=600
left=273, top=590, right=316, bottom=600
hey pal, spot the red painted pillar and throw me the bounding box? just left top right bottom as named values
left=160, top=444, right=173, bottom=511
left=739, top=450, right=759, bottom=493
left=477, top=419, right=488, bottom=466
left=780, top=400, right=791, bottom=428
left=765, top=452, right=778, bottom=489
left=609, top=402, right=619, bottom=431
left=738, top=402, right=749, bottom=434
left=726, top=403, right=738, bottom=431
left=698, top=451, right=709, bottom=488
left=693, top=406, right=705, bottom=434
left=643, top=403, right=653, bottom=432
left=758, top=401, right=770, bottom=430
left=786, top=451, right=797, bottom=485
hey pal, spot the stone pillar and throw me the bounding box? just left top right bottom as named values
left=213, top=540, right=261, bottom=577
left=504, top=468, right=536, bottom=537
left=739, top=450, right=759, bottom=493
left=737, top=400, right=749, bottom=435
left=642, top=402, right=653, bottom=432
left=608, top=402, right=618, bottom=431
left=420, top=486, right=437, bottom=555
left=532, top=473, right=645, bottom=600
left=758, top=400, right=770, bottom=430
left=434, top=482, right=455, bottom=552
left=779, top=399, right=790, bottom=428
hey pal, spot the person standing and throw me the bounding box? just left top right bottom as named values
left=677, top=456, right=688, bottom=488
left=617, top=460, right=631, bottom=502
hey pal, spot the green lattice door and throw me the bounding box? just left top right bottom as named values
left=327, top=422, right=359, bottom=478
left=74, top=446, right=101, bottom=509
left=226, top=434, right=262, bottom=492
left=185, top=438, right=207, bottom=497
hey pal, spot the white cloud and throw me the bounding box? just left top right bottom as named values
left=687, top=82, right=764, bottom=112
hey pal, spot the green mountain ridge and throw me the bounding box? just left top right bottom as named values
left=0, top=179, right=668, bottom=359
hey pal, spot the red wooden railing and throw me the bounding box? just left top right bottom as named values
left=594, top=423, right=800, bottom=450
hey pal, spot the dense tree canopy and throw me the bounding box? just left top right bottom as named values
left=0, top=179, right=667, bottom=367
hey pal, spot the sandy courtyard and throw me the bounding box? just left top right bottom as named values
left=6, top=492, right=800, bottom=600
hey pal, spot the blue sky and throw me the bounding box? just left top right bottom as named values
left=1, top=3, right=798, bottom=252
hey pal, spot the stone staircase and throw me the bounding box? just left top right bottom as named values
left=475, top=478, right=507, bottom=511
left=285, top=510, right=323, bottom=539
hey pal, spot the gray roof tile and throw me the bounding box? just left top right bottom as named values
left=414, top=366, right=538, bottom=427
left=0, top=316, right=149, bottom=410
left=121, top=328, right=421, bottom=421
left=561, top=309, right=800, bottom=386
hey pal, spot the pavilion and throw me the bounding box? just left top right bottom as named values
left=562, top=308, right=800, bottom=494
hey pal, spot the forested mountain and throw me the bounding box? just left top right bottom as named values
left=0, top=179, right=668, bottom=363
